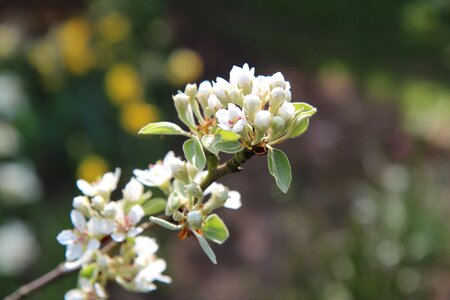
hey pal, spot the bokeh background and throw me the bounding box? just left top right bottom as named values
left=1, top=0, right=450, bottom=299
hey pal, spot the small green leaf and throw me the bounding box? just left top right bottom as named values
left=142, top=198, right=167, bottom=216
left=268, top=148, right=292, bottom=193
left=203, top=214, right=230, bottom=244
left=219, top=130, right=241, bottom=141
left=149, top=216, right=181, bottom=231
left=139, top=121, right=187, bottom=135
left=201, top=134, right=221, bottom=155
left=191, top=229, right=217, bottom=264
left=79, top=263, right=97, bottom=279
left=183, top=136, right=206, bottom=170
left=289, top=117, right=310, bottom=138
left=292, top=102, right=316, bottom=115
left=215, top=140, right=243, bottom=154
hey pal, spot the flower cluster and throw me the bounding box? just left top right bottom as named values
left=169, top=64, right=316, bottom=153
left=57, top=169, right=171, bottom=299
left=57, top=64, right=316, bottom=299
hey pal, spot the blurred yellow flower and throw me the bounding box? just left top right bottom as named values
left=28, top=38, right=63, bottom=90
left=77, top=154, right=109, bottom=182
left=96, top=12, right=131, bottom=43
left=0, top=24, right=22, bottom=60
left=105, top=63, right=143, bottom=105
left=56, top=17, right=95, bottom=75
left=120, top=101, right=160, bottom=134
left=166, top=48, right=204, bottom=86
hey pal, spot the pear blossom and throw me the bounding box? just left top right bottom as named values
left=133, top=236, right=159, bottom=267
left=65, top=278, right=107, bottom=300
left=77, top=168, right=121, bottom=198
left=216, top=103, right=247, bottom=133
left=229, top=63, right=255, bottom=94
left=134, top=152, right=174, bottom=187
left=254, top=110, right=272, bottom=132
left=212, top=77, right=231, bottom=103
left=109, top=204, right=144, bottom=242
left=122, top=178, right=144, bottom=202
left=204, top=182, right=242, bottom=210
left=278, top=101, right=295, bottom=122
left=133, top=259, right=172, bottom=292
left=197, top=80, right=212, bottom=107
left=57, top=210, right=100, bottom=261
left=207, top=94, right=223, bottom=112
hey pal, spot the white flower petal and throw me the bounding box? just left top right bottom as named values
left=128, top=205, right=144, bottom=225
left=70, top=210, right=86, bottom=231
left=66, top=243, right=84, bottom=261
left=76, top=180, right=95, bottom=196
left=128, top=227, right=143, bottom=237
left=86, top=239, right=100, bottom=251
left=111, top=232, right=126, bottom=242
left=57, top=230, right=77, bottom=245
left=224, top=191, right=242, bottom=209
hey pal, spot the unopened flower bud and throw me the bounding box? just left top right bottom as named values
left=229, top=87, right=244, bottom=107
left=270, top=72, right=286, bottom=89
left=91, top=195, right=106, bottom=211
left=207, top=94, right=222, bottom=113
left=268, top=116, right=286, bottom=141
left=185, top=83, right=197, bottom=98
left=187, top=210, right=203, bottom=229
left=203, top=187, right=229, bottom=214
left=269, top=87, right=286, bottom=112
left=173, top=93, right=189, bottom=109
left=254, top=110, right=272, bottom=133
left=197, top=80, right=212, bottom=108
left=278, top=101, right=295, bottom=123
left=103, top=202, right=118, bottom=218
left=165, top=193, right=181, bottom=216
left=168, top=157, right=184, bottom=175
left=73, top=196, right=90, bottom=215
left=185, top=182, right=203, bottom=201
left=243, top=94, right=261, bottom=122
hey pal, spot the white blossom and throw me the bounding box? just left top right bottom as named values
left=229, top=63, right=255, bottom=94
left=278, top=101, right=295, bottom=122
left=197, top=80, right=213, bottom=107
left=110, top=204, right=144, bottom=242
left=212, top=77, right=231, bottom=103
left=254, top=110, right=272, bottom=132
left=207, top=94, right=223, bottom=113
left=76, top=168, right=121, bottom=198
left=65, top=278, right=107, bottom=300
left=216, top=103, right=247, bottom=133
left=122, top=178, right=144, bottom=202
left=134, top=152, right=174, bottom=187
left=204, top=182, right=242, bottom=210
left=57, top=210, right=100, bottom=261
left=133, top=236, right=159, bottom=268
left=133, top=259, right=172, bottom=292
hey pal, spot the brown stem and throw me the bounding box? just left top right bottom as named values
left=200, top=148, right=255, bottom=190
left=4, top=263, right=72, bottom=300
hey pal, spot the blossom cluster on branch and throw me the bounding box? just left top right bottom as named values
left=55, top=64, right=316, bottom=299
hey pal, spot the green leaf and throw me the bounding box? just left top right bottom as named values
left=219, top=130, right=241, bottom=141
left=268, top=148, right=292, bottom=193
left=214, top=140, right=243, bottom=154
left=292, top=102, right=316, bottom=115
left=149, top=216, right=181, bottom=231
left=203, top=214, right=230, bottom=244
left=183, top=136, right=206, bottom=170
left=191, top=229, right=217, bottom=264
left=142, top=198, right=167, bottom=216
left=138, top=121, right=187, bottom=135
left=289, top=117, right=310, bottom=138
left=201, top=134, right=221, bottom=155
